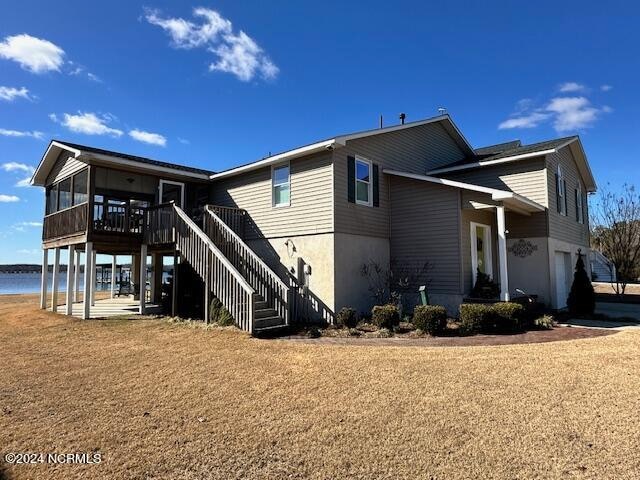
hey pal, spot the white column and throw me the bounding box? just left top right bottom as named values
left=40, top=248, right=49, bottom=309
left=90, top=250, right=97, bottom=306
left=204, top=250, right=210, bottom=324
left=74, top=250, right=81, bottom=303
left=111, top=255, right=117, bottom=299
left=83, top=242, right=93, bottom=319
left=149, top=254, right=156, bottom=303
left=496, top=205, right=510, bottom=302
left=66, top=245, right=75, bottom=315
left=139, top=244, right=147, bottom=314
left=172, top=250, right=178, bottom=317
left=51, top=248, right=60, bottom=313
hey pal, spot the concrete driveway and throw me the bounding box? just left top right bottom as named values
left=595, top=302, right=640, bottom=321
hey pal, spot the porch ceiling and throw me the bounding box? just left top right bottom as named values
left=384, top=169, right=545, bottom=215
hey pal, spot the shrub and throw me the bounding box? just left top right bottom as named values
left=210, top=297, right=234, bottom=326
left=567, top=250, right=595, bottom=315
left=371, top=304, right=400, bottom=330
left=459, top=303, right=491, bottom=335
left=489, top=302, right=524, bottom=333
left=533, top=314, right=554, bottom=330
left=336, top=307, right=358, bottom=328
left=413, top=305, right=447, bottom=335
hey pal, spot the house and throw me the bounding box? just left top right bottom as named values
left=31, top=114, right=596, bottom=333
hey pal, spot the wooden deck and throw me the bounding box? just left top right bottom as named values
left=50, top=296, right=162, bottom=319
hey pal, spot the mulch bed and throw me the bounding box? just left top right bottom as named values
left=279, top=326, right=615, bottom=347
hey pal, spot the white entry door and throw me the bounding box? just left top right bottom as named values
left=554, top=251, right=570, bottom=309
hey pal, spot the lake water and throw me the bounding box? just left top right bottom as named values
left=0, top=272, right=171, bottom=295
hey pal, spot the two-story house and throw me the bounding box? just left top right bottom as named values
left=31, top=114, right=596, bottom=333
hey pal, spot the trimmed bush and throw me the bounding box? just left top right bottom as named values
left=413, top=305, right=447, bottom=335
left=459, top=302, right=525, bottom=334
left=210, top=297, right=234, bottom=326
left=371, top=304, right=400, bottom=330
left=567, top=250, right=596, bottom=315
left=489, top=302, right=524, bottom=333
left=459, top=303, right=491, bottom=335
left=336, top=307, right=358, bottom=328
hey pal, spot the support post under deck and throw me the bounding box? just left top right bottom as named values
left=51, top=248, right=60, bottom=313
left=66, top=245, right=75, bottom=315
left=40, top=248, right=49, bottom=309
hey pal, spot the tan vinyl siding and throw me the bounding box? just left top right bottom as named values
left=444, top=158, right=548, bottom=206
left=546, top=146, right=590, bottom=246
left=389, top=177, right=462, bottom=294
left=46, top=152, right=86, bottom=185
left=210, top=151, right=333, bottom=239
left=506, top=211, right=548, bottom=238
left=334, top=122, right=466, bottom=238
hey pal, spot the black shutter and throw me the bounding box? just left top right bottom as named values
left=347, top=156, right=355, bottom=203
left=555, top=173, right=561, bottom=213
left=372, top=164, right=379, bottom=207
left=575, top=189, right=579, bottom=221
left=563, top=180, right=568, bottom=215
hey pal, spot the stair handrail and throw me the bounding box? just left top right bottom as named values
left=173, top=205, right=256, bottom=332
left=205, top=205, right=290, bottom=325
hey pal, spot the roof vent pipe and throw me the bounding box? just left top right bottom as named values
left=379, top=115, right=383, bottom=129
left=399, top=113, right=406, bottom=125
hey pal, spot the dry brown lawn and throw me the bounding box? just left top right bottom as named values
left=1, top=295, right=640, bottom=479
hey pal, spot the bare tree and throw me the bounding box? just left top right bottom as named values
left=590, top=183, right=640, bottom=296
left=361, top=259, right=432, bottom=307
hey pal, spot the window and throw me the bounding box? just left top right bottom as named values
left=46, top=184, right=58, bottom=214
left=355, top=158, right=372, bottom=206
left=73, top=170, right=88, bottom=205
left=557, top=165, right=567, bottom=216
left=576, top=184, right=584, bottom=224
left=58, top=178, right=72, bottom=210
left=272, top=163, right=290, bottom=207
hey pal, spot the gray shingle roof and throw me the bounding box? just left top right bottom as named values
left=475, top=140, right=522, bottom=156
left=55, top=140, right=215, bottom=176
left=479, top=136, right=577, bottom=162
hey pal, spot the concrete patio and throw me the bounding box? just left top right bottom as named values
left=49, top=296, right=162, bottom=319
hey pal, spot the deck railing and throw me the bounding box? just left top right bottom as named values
left=166, top=204, right=255, bottom=332
left=207, top=205, right=247, bottom=238
left=144, top=203, right=175, bottom=245
left=204, top=205, right=290, bottom=325
left=43, top=203, right=88, bottom=241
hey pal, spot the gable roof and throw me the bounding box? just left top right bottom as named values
left=427, top=135, right=597, bottom=192
left=31, top=140, right=213, bottom=186
left=209, top=114, right=475, bottom=180
left=384, top=169, right=545, bottom=215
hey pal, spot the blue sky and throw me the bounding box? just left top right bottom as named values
left=0, top=0, right=638, bottom=264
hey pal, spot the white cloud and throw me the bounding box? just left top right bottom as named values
left=86, top=72, right=102, bottom=83
left=17, top=248, right=40, bottom=256
left=177, top=137, right=190, bottom=145
left=558, top=82, right=587, bottom=93
left=0, top=86, right=33, bottom=101
left=0, top=128, right=43, bottom=139
left=1, top=162, right=34, bottom=173
left=0, top=194, right=20, bottom=202
left=498, top=112, right=551, bottom=130
left=601, top=84, right=613, bottom=92
left=0, top=34, right=65, bottom=73
left=51, top=112, right=123, bottom=137
left=129, top=129, right=167, bottom=146
left=146, top=7, right=278, bottom=82
left=546, top=96, right=602, bottom=132
left=1, top=162, right=35, bottom=187
left=13, top=221, right=42, bottom=232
